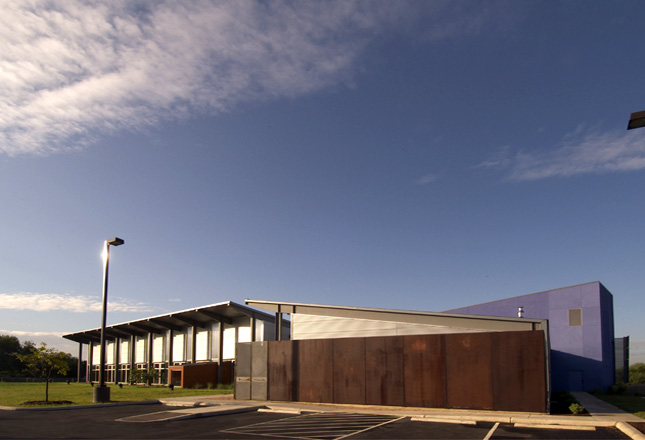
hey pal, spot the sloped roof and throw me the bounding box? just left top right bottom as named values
left=63, top=301, right=280, bottom=344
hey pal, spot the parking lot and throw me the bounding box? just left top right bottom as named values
left=0, top=403, right=632, bottom=439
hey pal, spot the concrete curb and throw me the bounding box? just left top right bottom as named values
left=617, top=422, right=645, bottom=440
left=0, top=400, right=159, bottom=411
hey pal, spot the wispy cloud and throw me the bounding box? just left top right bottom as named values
left=0, top=0, right=501, bottom=156
left=0, top=292, right=154, bottom=313
left=416, top=173, right=439, bottom=185
left=0, top=329, right=67, bottom=338
left=479, top=128, right=645, bottom=181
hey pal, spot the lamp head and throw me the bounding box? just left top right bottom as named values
left=106, top=237, right=125, bottom=246
left=628, top=111, right=645, bottom=130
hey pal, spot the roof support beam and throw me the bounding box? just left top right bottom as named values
left=171, top=315, right=209, bottom=329
left=148, top=318, right=183, bottom=332
left=128, top=322, right=162, bottom=334
left=104, top=329, right=127, bottom=340
left=195, top=309, right=232, bottom=324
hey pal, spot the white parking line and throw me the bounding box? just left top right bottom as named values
left=336, top=416, right=405, bottom=440
left=482, top=421, right=499, bottom=440
left=221, top=412, right=402, bottom=440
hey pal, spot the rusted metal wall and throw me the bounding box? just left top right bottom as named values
left=168, top=361, right=230, bottom=389
left=365, top=336, right=405, bottom=406
left=253, top=330, right=546, bottom=412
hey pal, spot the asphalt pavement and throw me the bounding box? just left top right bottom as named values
left=1, top=392, right=643, bottom=439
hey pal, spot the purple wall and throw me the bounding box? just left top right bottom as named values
left=446, top=282, right=615, bottom=392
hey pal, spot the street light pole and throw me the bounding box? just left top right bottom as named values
left=94, top=237, right=124, bottom=403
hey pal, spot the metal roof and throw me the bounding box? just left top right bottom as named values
left=63, top=301, right=281, bottom=344
left=245, top=299, right=547, bottom=332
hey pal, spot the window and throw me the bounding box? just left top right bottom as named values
left=118, top=364, right=130, bottom=383
left=223, top=326, right=236, bottom=360
left=152, top=335, right=165, bottom=363
left=195, top=329, right=209, bottom=361
left=106, top=364, right=116, bottom=383
left=91, top=343, right=100, bottom=365
left=173, top=333, right=185, bottom=362
left=135, top=337, right=147, bottom=363
left=120, top=340, right=130, bottom=364
left=106, top=341, right=115, bottom=364
left=569, top=308, right=582, bottom=326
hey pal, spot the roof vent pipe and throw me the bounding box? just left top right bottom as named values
left=518, top=306, right=524, bottom=318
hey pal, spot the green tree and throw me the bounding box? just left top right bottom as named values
left=15, top=343, right=71, bottom=402
left=130, top=367, right=159, bottom=386
left=0, top=335, right=23, bottom=376
left=630, top=363, right=645, bottom=385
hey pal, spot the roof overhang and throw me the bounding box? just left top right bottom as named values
left=63, top=301, right=282, bottom=345
left=245, top=299, right=547, bottom=332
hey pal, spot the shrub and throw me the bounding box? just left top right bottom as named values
left=129, top=368, right=159, bottom=386
left=569, top=403, right=585, bottom=415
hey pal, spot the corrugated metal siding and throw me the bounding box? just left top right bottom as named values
left=292, top=314, right=491, bottom=340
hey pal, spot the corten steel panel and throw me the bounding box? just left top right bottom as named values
left=365, top=336, right=404, bottom=406
left=491, top=331, right=547, bottom=412
left=445, top=332, right=493, bottom=410
left=251, top=342, right=268, bottom=400
left=332, top=337, right=366, bottom=404
left=403, top=334, right=446, bottom=408
left=268, top=340, right=295, bottom=401
left=219, top=361, right=234, bottom=385
left=235, top=342, right=251, bottom=400
left=170, top=363, right=218, bottom=389
left=297, top=339, right=333, bottom=403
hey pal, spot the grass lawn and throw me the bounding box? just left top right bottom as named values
left=595, top=393, right=645, bottom=419
left=0, top=382, right=233, bottom=407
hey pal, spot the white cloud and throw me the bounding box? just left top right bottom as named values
left=0, top=292, right=154, bottom=313
left=416, top=173, right=439, bottom=185
left=480, top=128, right=645, bottom=181
left=0, top=0, right=498, bottom=156
left=0, top=329, right=67, bottom=338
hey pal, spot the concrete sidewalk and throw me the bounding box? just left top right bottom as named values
left=570, top=392, right=643, bottom=423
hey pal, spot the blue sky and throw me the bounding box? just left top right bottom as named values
left=1, top=0, right=644, bottom=363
